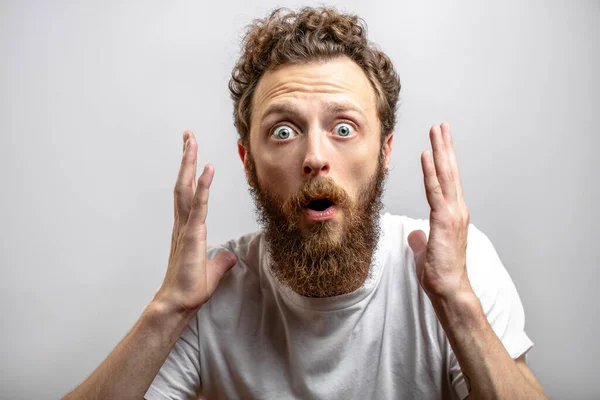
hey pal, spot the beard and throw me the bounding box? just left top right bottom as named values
left=246, top=152, right=387, bottom=298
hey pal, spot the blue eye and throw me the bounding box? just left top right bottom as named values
left=334, top=123, right=354, bottom=137
left=272, top=125, right=296, bottom=140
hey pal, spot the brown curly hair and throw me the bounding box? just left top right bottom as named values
left=229, top=7, right=401, bottom=148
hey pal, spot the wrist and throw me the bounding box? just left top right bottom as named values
left=430, top=290, right=487, bottom=337
left=151, top=287, right=203, bottom=318
left=142, top=299, right=198, bottom=346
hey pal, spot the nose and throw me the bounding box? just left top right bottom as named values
left=302, top=131, right=330, bottom=177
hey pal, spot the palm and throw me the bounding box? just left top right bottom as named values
left=156, top=131, right=236, bottom=312
left=408, top=123, right=471, bottom=300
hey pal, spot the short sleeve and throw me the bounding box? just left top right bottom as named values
left=447, top=224, right=534, bottom=400
left=144, top=313, right=202, bottom=400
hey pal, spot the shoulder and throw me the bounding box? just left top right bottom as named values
left=381, top=213, right=500, bottom=260
left=199, top=230, right=267, bottom=319
left=381, top=212, right=491, bottom=244
left=204, top=230, right=266, bottom=300
left=381, top=213, right=509, bottom=285
left=206, top=230, right=264, bottom=269
left=205, top=229, right=268, bottom=294
left=379, top=213, right=428, bottom=244
left=375, top=213, right=428, bottom=269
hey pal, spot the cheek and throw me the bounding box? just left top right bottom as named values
left=340, top=148, right=380, bottom=196
left=255, top=151, right=300, bottom=196
left=346, top=163, right=375, bottom=200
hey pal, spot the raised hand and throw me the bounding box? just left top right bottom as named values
left=154, top=131, right=237, bottom=314
left=407, top=122, right=473, bottom=301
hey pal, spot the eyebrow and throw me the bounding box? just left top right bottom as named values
left=259, top=100, right=366, bottom=122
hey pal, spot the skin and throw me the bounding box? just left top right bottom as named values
left=238, top=57, right=393, bottom=235
left=238, top=56, right=547, bottom=398
left=62, top=57, right=547, bottom=400
left=409, top=124, right=548, bottom=398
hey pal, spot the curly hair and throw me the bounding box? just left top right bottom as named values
left=229, top=7, right=401, bottom=148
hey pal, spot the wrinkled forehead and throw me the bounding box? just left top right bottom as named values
left=250, top=57, right=379, bottom=128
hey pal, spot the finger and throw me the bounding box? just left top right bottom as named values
left=186, top=164, right=214, bottom=236
left=174, top=131, right=198, bottom=224
left=430, top=124, right=456, bottom=201
left=440, top=122, right=465, bottom=202
left=407, top=229, right=428, bottom=258
left=186, top=132, right=198, bottom=194
left=182, top=131, right=198, bottom=194
left=182, top=131, right=190, bottom=152
left=421, top=150, right=445, bottom=211
left=206, top=250, right=237, bottom=293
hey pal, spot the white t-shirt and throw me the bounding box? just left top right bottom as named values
left=145, top=213, right=533, bottom=400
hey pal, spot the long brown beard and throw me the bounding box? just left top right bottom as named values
left=246, top=153, right=387, bottom=298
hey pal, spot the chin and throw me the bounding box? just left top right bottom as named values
left=299, top=216, right=347, bottom=250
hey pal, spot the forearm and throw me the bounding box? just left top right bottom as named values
left=62, top=301, right=195, bottom=400
left=432, top=292, right=546, bottom=400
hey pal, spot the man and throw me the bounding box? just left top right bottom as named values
left=63, top=7, right=547, bottom=400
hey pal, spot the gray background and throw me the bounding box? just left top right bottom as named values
left=1, top=0, right=598, bottom=399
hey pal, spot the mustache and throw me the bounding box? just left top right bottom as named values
left=282, top=177, right=351, bottom=215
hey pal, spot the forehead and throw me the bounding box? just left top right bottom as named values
left=251, top=56, right=379, bottom=125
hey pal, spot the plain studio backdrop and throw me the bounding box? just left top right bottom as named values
left=1, top=0, right=598, bottom=399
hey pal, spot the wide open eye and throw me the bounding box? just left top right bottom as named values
left=272, top=125, right=296, bottom=140
left=334, top=122, right=355, bottom=137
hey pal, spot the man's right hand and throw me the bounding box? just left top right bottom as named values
left=61, top=132, right=237, bottom=400
left=153, top=131, right=237, bottom=315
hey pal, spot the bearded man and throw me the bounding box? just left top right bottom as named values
left=63, top=7, right=547, bottom=400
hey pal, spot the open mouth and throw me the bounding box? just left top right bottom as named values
left=303, top=197, right=337, bottom=222
left=306, top=198, right=334, bottom=211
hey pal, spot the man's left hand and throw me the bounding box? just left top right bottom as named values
left=408, top=122, right=473, bottom=301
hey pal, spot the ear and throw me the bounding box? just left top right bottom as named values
left=382, top=132, right=394, bottom=172
left=237, top=139, right=247, bottom=166
left=237, top=139, right=255, bottom=188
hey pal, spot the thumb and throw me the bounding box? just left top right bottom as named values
left=407, top=229, right=428, bottom=259
left=207, top=250, right=237, bottom=288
